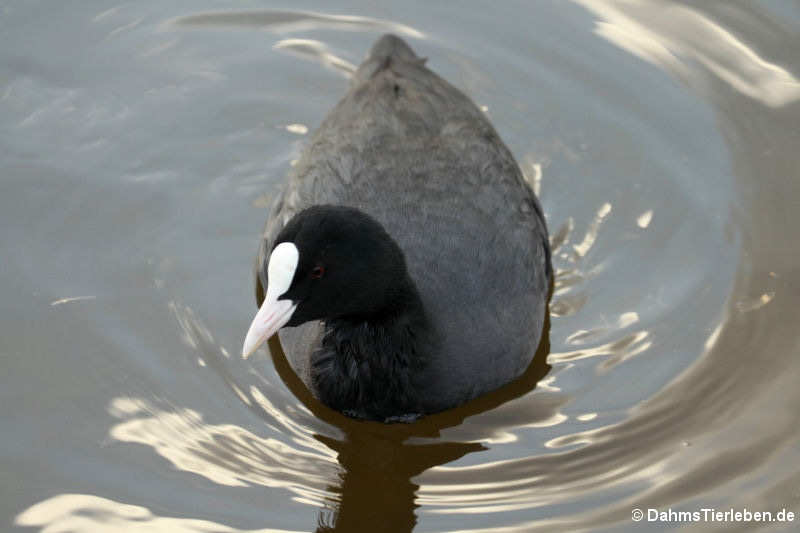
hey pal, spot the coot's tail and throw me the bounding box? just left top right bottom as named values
left=354, top=34, right=425, bottom=84
left=368, top=34, right=418, bottom=62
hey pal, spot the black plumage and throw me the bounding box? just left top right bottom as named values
left=251, top=35, right=551, bottom=421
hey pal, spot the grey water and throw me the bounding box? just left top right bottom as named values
left=2, top=1, right=799, bottom=531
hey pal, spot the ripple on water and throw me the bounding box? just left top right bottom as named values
left=7, top=2, right=800, bottom=532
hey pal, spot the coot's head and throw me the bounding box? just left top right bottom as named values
left=242, top=205, right=411, bottom=357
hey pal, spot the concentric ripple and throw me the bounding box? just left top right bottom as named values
left=5, top=2, right=799, bottom=532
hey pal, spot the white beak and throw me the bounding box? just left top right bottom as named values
left=241, top=295, right=297, bottom=358
left=242, top=242, right=299, bottom=358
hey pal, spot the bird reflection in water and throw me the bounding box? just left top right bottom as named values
left=268, top=314, right=551, bottom=532
left=89, top=304, right=552, bottom=533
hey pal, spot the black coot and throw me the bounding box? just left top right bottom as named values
left=243, top=35, right=551, bottom=422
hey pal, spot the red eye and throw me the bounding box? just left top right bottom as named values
left=311, top=265, right=325, bottom=279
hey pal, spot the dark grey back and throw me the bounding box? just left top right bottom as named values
left=257, top=35, right=550, bottom=410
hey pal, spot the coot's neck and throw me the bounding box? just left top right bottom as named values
left=310, top=279, right=433, bottom=422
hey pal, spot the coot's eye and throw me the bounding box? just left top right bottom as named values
left=311, top=265, right=325, bottom=279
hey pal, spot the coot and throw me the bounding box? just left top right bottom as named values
left=243, top=34, right=551, bottom=422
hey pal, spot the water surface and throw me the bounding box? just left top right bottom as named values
left=2, top=1, right=799, bottom=531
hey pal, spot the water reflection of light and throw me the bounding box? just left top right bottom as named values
left=108, top=397, right=338, bottom=496
left=618, top=311, right=639, bottom=328
left=550, top=216, right=574, bottom=253
left=169, top=10, right=425, bottom=39
left=549, top=291, right=588, bottom=317
left=522, top=156, right=543, bottom=196
left=50, top=295, right=96, bottom=306
left=736, top=291, right=774, bottom=312
left=15, top=493, right=302, bottom=533
left=419, top=458, right=663, bottom=516
left=534, top=375, right=561, bottom=393
left=572, top=202, right=612, bottom=257
left=576, top=0, right=800, bottom=107
left=703, top=318, right=726, bottom=354
left=549, top=330, right=651, bottom=372
left=636, top=209, right=653, bottom=228
left=273, top=39, right=356, bottom=77
left=284, top=123, right=308, bottom=135
left=526, top=412, right=569, bottom=429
